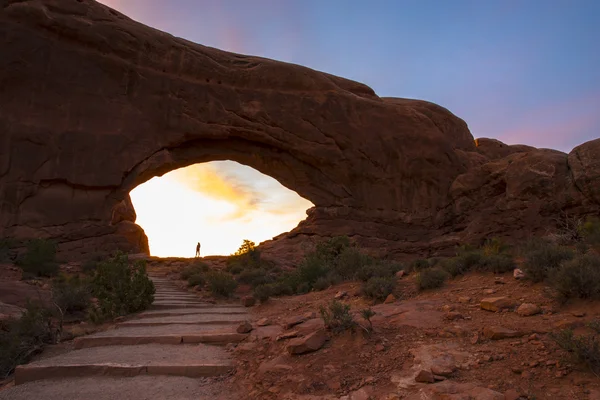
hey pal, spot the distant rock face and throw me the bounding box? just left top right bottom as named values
left=0, top=1, right=598, bottom=260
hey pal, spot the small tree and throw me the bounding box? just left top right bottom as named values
left=360, top=308, right=375, bottom=333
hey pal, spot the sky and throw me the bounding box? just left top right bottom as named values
left=103, top=0, right=600, bottom=256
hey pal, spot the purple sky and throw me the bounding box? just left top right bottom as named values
left=100, top=0, right=599, bottom=152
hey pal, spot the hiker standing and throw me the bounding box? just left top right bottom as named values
left=195, top=242, right=201, bottom=257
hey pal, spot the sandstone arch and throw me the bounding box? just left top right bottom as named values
left=1, top=0, right=598, bottom=261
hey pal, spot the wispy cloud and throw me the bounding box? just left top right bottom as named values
left=170, top=163, right=262, bottom=221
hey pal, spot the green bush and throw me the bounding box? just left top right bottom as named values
left=206, top=271, right=238, bottom=298
left=523, top=241, right=574, bottom=282
left=0, top=301, right=58, bottom=378
left=313, top=276, right=331, bottom=291
left=17, top=239, right=59, bottom=278
left=360, top=308, right=375, bottom=332
left=416, top=268, right=448, bottom=291
left=551, top=328, right=600, bottom=374
left=187, top=273, right=205, bottom=288
left=253, top=284, right=272, bottom=302
left=320, top=300, right=355, bottom=333
left=315, top=236, right=351, bottom=265
left=362, top=276, right=396, bottom=301
left=269, top=280, right=295, bottom=297
left=226, top=239, right=266, bottom=272
left=482, top=237, right=509, bottom=256
left=551, top=254, right=600, bottom=301
left=180, top=261, right=209, bottom=280
left=237, top=268, right=270, bottom=287
left=410, top=259, right=430, bottom=272
left=480, top=253, right=515, bottom=273
left=333, top=247, right=372, bottom=279
left=52, top=275, right=91, bottom=315
left=88, top=253, right=155, bottom=323
left=296, top=253, right=330, bottom=288
left=356, top=260, right=402, bottom=282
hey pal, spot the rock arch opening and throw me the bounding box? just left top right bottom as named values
left=129, top=161, right=313, bottom=257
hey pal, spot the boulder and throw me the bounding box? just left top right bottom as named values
left=516, top=303, right=541, bottom=317
left=414, top=370, right=435, bottom=383
left=480, top=297, right=516, bottom=312
left=513, top=269, right=525, bottom=279
left=384, top=294, right=396, bottom=304
left=1, top=1, right=598, bottom=261
left=286, top=329, right=327, bottom=355
left=236, top=321, right=253, bottom=334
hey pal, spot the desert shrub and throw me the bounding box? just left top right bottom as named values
left=269, top=280, right=295, bottom=297
left=356, top=260, right=402, bottom=282
left=296, top=282, right=311, bottom=294
left=313, top=276, right=331, bottom=291
left=416, top=268, right=448, bottom=291
left=551, top=329, right=600, bottom=374
left=227, top=239, right=265, bottom=272
left=52, top=275, right=91, bottom=315
left=580, top=217, right=600, bottom=246
left=441, top=250, right=482, bottom=277
left=523, top=241, right=574, bottom=282
left=0, top=301, right=58, bottom=378
left=206, top=271, right=238, bottom=298
left=81, top=253, right=107, bottom=275
left=333, top=246, right=372, bottom=279
left=410, top=259, right=430, bottom=272
left=479, top=253, right=515, bottom=273
left=187, top=273, right=205, bottom=288
left=180, top=261, right=209, bottom=280
left=551, top=254, right=600, bottom=301
left=320, top=300, right=355, bottom=333
left=253, top=284, right=272, bottom=302
left=237, top=268, right=270, bottom=287
left=315, top=236, right=351, bottom=265
left=296, top=253, right=330, bottom=288
left=17, top=239, right=59, bottom=278
left=360, top=308, right=375, bottom=332
left=362, top=276, right=396, bottom=301
left=88, top=253, right=155, bottom=323
left=482, top=237, right=509, bottom=256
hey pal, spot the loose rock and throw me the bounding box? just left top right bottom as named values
left=415, top=369, right=435, bottom=383
left=480, top=297, right=516, bottom=312
left=513, top=269, right=525, bottom=279
left=287, top=329, right=327, bottom=355
left=236, top=321, right=253, bottom=333
left=384, top=294, right=396, bottom=304
left=483, top=326, right=523, bottom=340
left=516, top=303, right=541, bottom=317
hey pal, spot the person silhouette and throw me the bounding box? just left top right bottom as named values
left=195, top=242, right=201, bottom=258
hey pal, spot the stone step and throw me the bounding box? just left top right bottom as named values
left=74, top=324, right=247, bottom=348
left=150, top=302, right=230, bottom=310
left=0, top=376, right=233, bottom=400
left=14, top=344, right=233, bottom=385
left=134, top=308, right=246, bottom=319
left=119, top=313, right=246, bottom=327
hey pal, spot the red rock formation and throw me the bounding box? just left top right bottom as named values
left=0, top=0, right=598, bottom=260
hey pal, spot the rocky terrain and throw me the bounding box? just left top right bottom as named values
left=1, top=255, right=599, bottom=399
left=1, top=0, right=598, bottom=262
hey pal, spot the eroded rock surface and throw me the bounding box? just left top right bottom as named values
left=0, top=0, right=598, bottom=260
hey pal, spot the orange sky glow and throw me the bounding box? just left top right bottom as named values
left=129, top=162, right=313, bottom=257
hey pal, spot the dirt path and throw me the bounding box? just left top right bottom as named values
left=0, top=276, right=249, bottom=400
